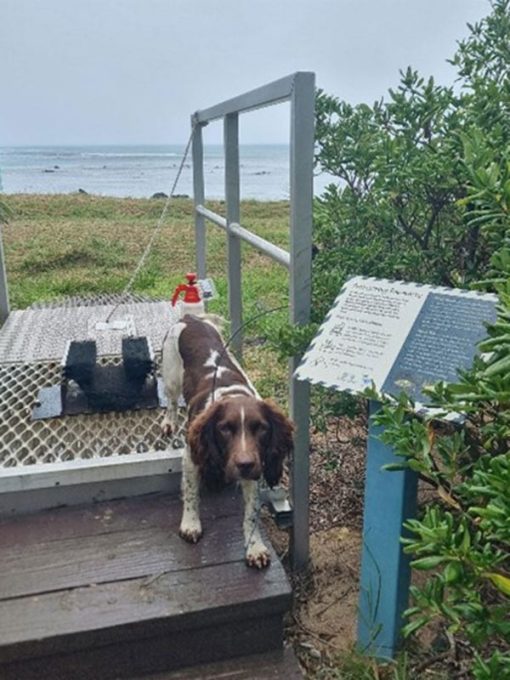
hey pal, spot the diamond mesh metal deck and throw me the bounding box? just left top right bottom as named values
left=0, top=295, right=178, bottom=470
left=0, top=296, right=175, bottom=363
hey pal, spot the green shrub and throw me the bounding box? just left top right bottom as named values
left=312, top=0, right=510, bottom=323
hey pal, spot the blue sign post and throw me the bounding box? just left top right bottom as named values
left=357, top=400, right=418, bottom=657
left=294, top=277, right=497, bottom=658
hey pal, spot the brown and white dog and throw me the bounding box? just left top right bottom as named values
left=161, top=314, right=294, bottom=568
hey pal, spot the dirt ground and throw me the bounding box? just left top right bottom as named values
left=264, top=413, right=369, bottom=675
left=292, top=527, right=362, bottom=651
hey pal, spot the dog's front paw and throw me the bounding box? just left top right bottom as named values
left=245, top=542, right=271, bottom=569
left=161, top=417, right=174, bottom=437
left=179, top=519, right=203, bottom=544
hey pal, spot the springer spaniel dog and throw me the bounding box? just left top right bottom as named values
left=161, top=314, right=294, bottom=568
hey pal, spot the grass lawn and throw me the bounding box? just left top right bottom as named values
left=2, top=193, right=291, bottom=399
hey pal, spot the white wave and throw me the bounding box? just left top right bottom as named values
left=81, top=152, right=181, bottom=158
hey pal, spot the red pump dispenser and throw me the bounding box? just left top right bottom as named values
left=171, top=273, right=204, bottom=318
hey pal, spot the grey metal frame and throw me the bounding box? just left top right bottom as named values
left=191, top=72, right=315, bottom=571
left=0, top=225, right=9, bottom=325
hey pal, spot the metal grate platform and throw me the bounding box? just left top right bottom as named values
left=0, top=295, right=179, bottom=471
left=29, top=292, right=161, bottom=310
left=0, top=296, right=175, bottom=364
left=0, top=358, right=172, bottom=468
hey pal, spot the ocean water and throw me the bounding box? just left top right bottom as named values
left=0, top=144, right=332, bottom=200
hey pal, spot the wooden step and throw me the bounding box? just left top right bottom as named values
left=0, top=490, right=292, bottom=679
left=136, top=648, right=303, bottom=679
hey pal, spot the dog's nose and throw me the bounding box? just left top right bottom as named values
left=237, top=461, right=255, bottom=477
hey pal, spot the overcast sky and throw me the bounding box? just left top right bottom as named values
left=2, top=0, right=489, bottom=146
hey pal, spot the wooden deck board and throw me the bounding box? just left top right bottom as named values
left=1, top=614, right=286, bottom=680
left=0, top=492, right=257, bottom=599
left=0, top=558, right=289, bottom=649
left=136, top=648, right=303, bottom=679
left=1, top=512, right=263, bottom=600
left=0, top=489, right=292, bottom=678
left=0, top=492, right=239, bottom=549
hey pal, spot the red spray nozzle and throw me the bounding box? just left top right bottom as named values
left=171, top=272, right=202, bottom=307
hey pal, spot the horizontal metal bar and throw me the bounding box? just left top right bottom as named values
left=196, top=204, right=227, bottom=230
left=196, top=206, right=290, bottom=268
left=0, top=471, right=182, bottom=517
left=230, top=223, right=290, bottom=268
left=193, top=72, right=307, bottom=123
left=0, top=450, right=184, bottom=493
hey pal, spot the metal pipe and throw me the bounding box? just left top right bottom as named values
left=191, top=122, right=207, bottom=280
left=0, top=224, right=9, bottom=325
left=194, top=73, right=298, bottom=123
left=195, top=204, right=227, bottom=230
left=288, top=71, right=315, bottom=573
left=0, top=167, right=9, bottom=325
left=229, top=223, right=290, bottom=269
left=195, top=207, right=290, bottom=268
left=225, top=113, right=243, bottom=358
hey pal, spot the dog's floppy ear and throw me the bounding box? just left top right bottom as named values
left=187, top=401, right=225, bottom=490
left=261, top=400, right=294, bottom=488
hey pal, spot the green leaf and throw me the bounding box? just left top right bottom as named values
left=483, top=355, right=510, bottom=377
left=444, top=561, right=463, bottom=584
left=484, top=572, right=510, bottom=596
left=382, top=463, right=407, bottom=471
left=402, top=616, right=430, bottom=637
left=411, top=555, right=448, bottom=570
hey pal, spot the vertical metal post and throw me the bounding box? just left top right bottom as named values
left=289, top=72, right=315, bottom=571
left=0, top=224, right=9, bottom=325
left=357, top=400, right=418, bottom=658
left=191, top=117, right=206, bottom=280
left=224, top=113, right=243, bottom=358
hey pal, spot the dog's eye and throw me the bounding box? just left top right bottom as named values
left=251, top=421, right=269, bottom=434
left=218, top=422, right=235, bottom=435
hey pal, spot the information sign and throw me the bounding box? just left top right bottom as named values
left=295, top=277, right=497, bottom=402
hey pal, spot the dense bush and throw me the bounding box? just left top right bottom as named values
left=312, top=0, right=510, bottom=321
